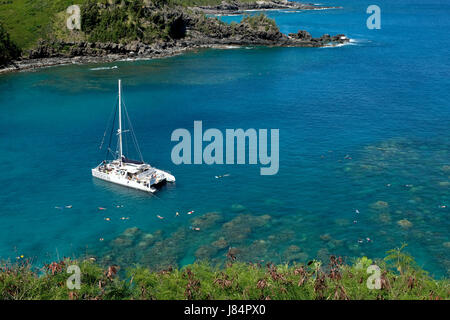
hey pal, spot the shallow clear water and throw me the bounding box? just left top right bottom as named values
left=0, top=0, right=448, bottom=276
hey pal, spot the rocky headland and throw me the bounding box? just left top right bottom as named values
left=0, top=1, right=349, bottom=74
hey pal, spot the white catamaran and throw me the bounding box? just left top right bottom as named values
left=92, top=80, right=175, bottom=193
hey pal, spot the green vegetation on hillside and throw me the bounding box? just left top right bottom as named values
left=1, top=245, right=448, bottom=300
left=78, top=1, right=280, bottom=44
left=241, top=13, right=278, bottom=31
left=0, top=22, right=21, bottom=66
left=0, top=0, right=260, bottom=50
left=81, top=0, right=143, bottom=43
left=79, top=0, right=189, bottom=43
left=0, top=0, right=89, bottom=49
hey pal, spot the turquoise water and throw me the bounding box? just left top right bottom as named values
left=0, top=0, right=449, bottom=276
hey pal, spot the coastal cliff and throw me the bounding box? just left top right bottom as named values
left=0, top=1, right=349, bottom=73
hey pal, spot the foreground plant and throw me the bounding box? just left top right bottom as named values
left=0, top=246, right=448, bottom=300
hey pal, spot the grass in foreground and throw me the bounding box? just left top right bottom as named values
left=1, top=245, right=448, bottom=300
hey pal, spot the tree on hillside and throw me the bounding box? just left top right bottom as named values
left=81, top=0, right=100, bottom=33
left=0, top=22, right=21, bottom=66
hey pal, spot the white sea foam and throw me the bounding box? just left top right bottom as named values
left=321, top=39, right=357, bottom=48
left=279, top=10, right=303, bottom=13
left=325, top=39, right=371, bottom=47
left=212, top=45, right=240, bottom=49
left=349, top=39, right=373, bottom=45
left=89, top=65, right=118, bottom=71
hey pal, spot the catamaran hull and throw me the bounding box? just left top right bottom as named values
left=91, top=168, right=175, bottom=193
left=158, top=169, right=175, bottom=183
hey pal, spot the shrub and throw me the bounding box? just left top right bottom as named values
left=1, top=247, right=448, bottom=300
left=0, top=22, right=21, bottom=66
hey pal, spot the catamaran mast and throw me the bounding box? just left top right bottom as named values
left=118, top=79, right=123, bottom=163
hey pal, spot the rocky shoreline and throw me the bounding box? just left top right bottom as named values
left=0, top=1, right=349, bottom=75
left=0, top=33, right=349, bottom=74
left=190, top=0, right=340, bottom=15
left=0, top=42, right=193, bottom=74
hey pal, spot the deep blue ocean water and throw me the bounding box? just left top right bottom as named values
left=0, top=0, right=449, bottom=276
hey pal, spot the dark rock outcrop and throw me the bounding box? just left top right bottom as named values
left=289, top=30, right=312, bottom=41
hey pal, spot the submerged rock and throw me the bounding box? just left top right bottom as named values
left=111, top=227, right=143, bottom=248
left=258, top=214, right=272, bottom=224
left=227, top=247, right=241, bottom=258
left=283, top=245, right=308, bottom=263
left=320, top=234, right=332, bottom=242
left=237, top=240, right=271, bottom=262
left=112, top=236, right=133, bottom=248
left=140, top=228, right=188, bottom=270
left=191, top=212, right=223, bottom=228
left=370, top=201, right=389, bottom=210
left=287, top=245, right=301, bottom=253
left=212, top=237, right=228, bottom=249
left=122, top=227, right=142, bottom=238
left=231, top=204, right=246, bottom=213
left=268, top=230, right=295, bottom=243
left=221, top=214, right=271, bottom=243
left=316, top=248, right=331, bottom=262
left=438, top=181, right=449, bottom=187
left=223, top=227, right=251, bottom=243
left=397, top=219, right=413, bottom=229
left=378, top=213, right=391, bottom=224
left=195, top=245, right=218, bottom=260
left=137, top=233, right=157, bottom=248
